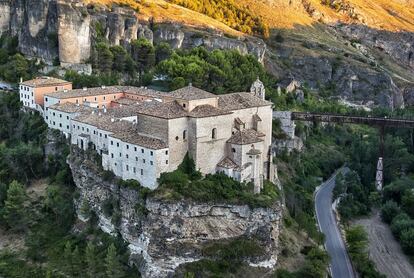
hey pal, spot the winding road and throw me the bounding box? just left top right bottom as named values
left=315, top=168, right=355, bottom=278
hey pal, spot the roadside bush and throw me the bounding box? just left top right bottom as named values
left=381, top=200, right=401, bottom=223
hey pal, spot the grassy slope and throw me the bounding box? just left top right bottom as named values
left=85, top=0, right=414, bottom=32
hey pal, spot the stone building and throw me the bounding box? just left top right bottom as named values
left=19, top=76, right=72, bottom=116
left=38, top=79, right=275, bottom=191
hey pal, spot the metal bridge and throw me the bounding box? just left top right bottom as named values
left=291, top=112, right=414, bottom=128
left=289, top=112, right=414, bottom=191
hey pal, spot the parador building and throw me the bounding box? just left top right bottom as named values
left=19, top=77, right=277, bottom=192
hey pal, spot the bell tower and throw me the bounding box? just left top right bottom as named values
left=250, top=77, right=265, bottom=100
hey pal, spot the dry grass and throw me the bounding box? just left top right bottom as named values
left=84, top=0, right=414, bottom=33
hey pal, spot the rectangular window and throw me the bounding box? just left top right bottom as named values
left=134, top=147, right=137, bottom=152
left=150, top=161, right=153, bottom=165
left=111, top=141, right=113, bottom=145
left=126, top=165, right=129, bottom=171
left=143, top=159, right=146, bottom=164
left=119, top=153, right=122, bottom=157
left=126, top=154, right=129, bottom=159
left=141, top=169, right=143, bottom=175
left=117, top=143, right=119, bottom=147
left=111, top=153, right=114, bottom=158
left=67, top=116, right=69, bottom=120
left=165, top=150, right=168, bottom=155
left=141, top=149, right=144, bottom=154
left=150, top=151, right=153, bottom=156
left=67, top=125, right=69, bottom=129
left=105, top=134, right=107, bottom=138
left=59, top=114, right=62, bottom=118
left=135, top=157, right=138, bottom=161
left=133, top=167, right=136, bottom=173
left=166, top=160, right=169, bottom=165
left=126, top=145, right=129, bottom=150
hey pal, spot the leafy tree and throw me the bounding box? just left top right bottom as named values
left=105, top=243, right=125, bottom=278
left=400, top=228, right=414, bottom=254
left=391, top=213, right=414, bottom=239
left=1, top=54, right=30, bottom=82
left=131, top=39, right=155, bottom=75
left=1, top=180, right=27, bottom=232
left=110, top=45, right=129, bottom=72
left=381, top=200, right=401, bottom=223
left=155, top=42, right=173, bottom=64
left=95, top=42, right=114, bottom=73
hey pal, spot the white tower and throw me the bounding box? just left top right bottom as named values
left=250, top=77, right=266, bottom=100
left=376, top=157, right=383, bottom=191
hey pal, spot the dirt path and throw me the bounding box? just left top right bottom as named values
left=354, top=212, right=414, bottom=278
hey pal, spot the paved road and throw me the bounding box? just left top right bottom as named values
left=315, top=168, right=355, bottom=278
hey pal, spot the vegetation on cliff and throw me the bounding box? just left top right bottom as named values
left=166, top=0, right=269, bottom=37
left=153, top=154, right=280, bottom=207
left=0, top=92, right=136, bottom=278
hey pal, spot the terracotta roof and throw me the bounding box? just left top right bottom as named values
left=227, top=129, right=264, bottom=145
left=21, top=76, right=71, bottom=87
left=218, top=93, right=272, bottom=111
left=133, top=100, right=188, bottom=119
left=46, top=86, right=167, bottom=99
left=234, top=117, right=244, bottom=125
left=217, top=157, right=240, bottom=170
left=110, top=131, right=167, bottom=150
left=73, top=112, right=136, bottom=134
left=247, top=148, right=262, bottom=155
left=46, top=86, right=123, bottom=99
left=188, top=104, right=231, bottom=118
left=253, top=114, right=262, bottom=122
left=48, top=102, right=93, bottom=114
left=111, top=97, right=140, bottom=106
left=169, top=85, right=217, bottom=100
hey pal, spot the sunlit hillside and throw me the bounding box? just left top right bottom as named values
left=85, top=0, right=414, bottom=34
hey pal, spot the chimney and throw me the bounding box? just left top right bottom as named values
left=83, top=87, right=87, bottom=91
left=103, top=107, right=107, bottom=113
left=98, top=112, right=102, bottom=116
left=189, top=82, right=192, bottom=87
left=102, top=85, right=106, bottom=89
left=111, top=118, right=115, bottom=123
left=63, top=89, right=68, bottom=93
left=20, top=77, right=23, bottom=83
left=92, top=110, right=95, bottom=114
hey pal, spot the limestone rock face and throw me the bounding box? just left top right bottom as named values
left=69, top=151, right=282, bottom=278
left=0, top=0, right=11, bottom=35
left=57, top=1, right=91, bottom=65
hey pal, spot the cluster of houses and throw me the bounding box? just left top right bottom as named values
left=19, top=76, right=276, bottom=191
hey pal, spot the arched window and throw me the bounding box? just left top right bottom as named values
left=212, top=128, right=217, bottom=139
left=183, top=130, right=187, bottom=140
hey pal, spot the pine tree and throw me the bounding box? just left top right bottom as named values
left=63, top=241, right=74, bottom=276
left=85, top=241, right=99, bottom=278
left=2, top=180, right=27, bottom=231
left=105, top=243, right=125, bottom=278
left=72, top=246, right=82, bottom=277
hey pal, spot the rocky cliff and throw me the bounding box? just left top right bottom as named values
left=68, top=149, right=282, bottom=277
left=0, top=0, right=266, bottom=65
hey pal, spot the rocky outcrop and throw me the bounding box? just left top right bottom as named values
left=338, top=24, right=414, bottom=72
left=69, top=150, right=282, bottom=277
left=0, top=0, right=266, bottom=65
